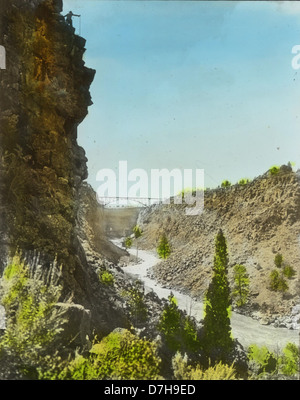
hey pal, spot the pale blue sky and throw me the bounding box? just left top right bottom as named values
left=62, top=1, right=300, bottom=194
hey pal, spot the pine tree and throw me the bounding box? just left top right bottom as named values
left=133, top=225, right=142, bottom=261
left=232, top=264, right=249, bottom=307
left=202, top=230, right=233, bottom=364
left=158, top=293, right=199, bottom=353
left=157, top=234, right=171, bottom=259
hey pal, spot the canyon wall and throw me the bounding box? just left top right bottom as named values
left=0, top=0, right=128, bottom=343
left=138, top=166, right=300, bottom=320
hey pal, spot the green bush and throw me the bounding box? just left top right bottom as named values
left=1, top=260, right=29, bottom=308
left=273, top=254, right=295, bottom=280
left=269, top=270, right=288, bottom=292
left=99, top=270, right=114, bottom=286
left=247, top=344, right=277, bottom=375
left=247, top=342, right=298, bottom=378
left=172, top=352, right=236, bottom=380
left=269, top=165, right=280, bottom=175
left=282, top=265, right=296, bottom=279
left=124, top=237, right=132, bottom=249
left=238, top=178, right=250, bottom=186
left=62, top=329, right=161, bottom=380
left=158, top=294, right=181, bottom=351
left=158, top=294, right=199, bottom=353
left=0, top=255, right=67, bottom=378
left=133, top=225, right=142, bottom=239
left=221, top=180, right=231, bottom=188
left=278, top=343, right=298, bottom=376
left=274, top=253, right=283, bottom=269
left=122, top=280, right=148, bottom=323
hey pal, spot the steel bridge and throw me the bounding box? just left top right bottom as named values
left=97, top=196, right=165, bottom=208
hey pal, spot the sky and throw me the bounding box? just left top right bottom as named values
left=62, top=0, right=300, bottom=198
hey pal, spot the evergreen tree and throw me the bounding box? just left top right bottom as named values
left=158, top=293, right=199, bottom=353
left=133, top=225, right=142, bottom=261
left=232, top=264, right=249, bottom=307
left=124, top=236, right=132, bottom=249
left=202, top=230, right=233, bottom=364
left=157, top=234, right=171, bottom=259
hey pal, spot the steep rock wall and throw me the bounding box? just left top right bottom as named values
left=0, top=0, right=93, bottom=262
left=0, top=0, right=128, bottom=341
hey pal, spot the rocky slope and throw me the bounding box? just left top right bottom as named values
left=0, top=0, right=131, bottom=345
left=137, top=166, right=300, bottom=325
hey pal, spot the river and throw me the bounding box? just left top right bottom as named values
left=114, top=240, right=299, bottom=351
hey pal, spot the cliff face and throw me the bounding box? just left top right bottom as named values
left=0, top=0, right=128, bottom=341
left=138, top=167, right=300, bottom=320
left=0, top=0, right=93, bottom=261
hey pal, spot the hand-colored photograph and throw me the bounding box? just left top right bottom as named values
left=0, top=0, right=299, bottom=382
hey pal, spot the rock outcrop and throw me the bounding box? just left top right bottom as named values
left=0, top=0, right=129, bottom=343
left=0, top=0, right=94, bottom=262
left=137, top=166, right=300, bottom=323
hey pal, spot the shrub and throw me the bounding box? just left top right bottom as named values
left=238, top=178, right=250, bottom=186
left=124, top=236, right=132, bottom=249
left=278, top=343, right=298, bottom=377
left=221, top=180, right=231, bottom=188
left=158, top=294, right=199, bottom=353
left=122, top=280, right=148, bottom=323
left=99, top=270, right=114, bottom=286
left=0, top=255, right=67, bottom=379
left=274, top=253, right=283, bottom=269
left=36, top=353, right=69, bottom=380
left=172, top=352, right=236, bottom=380
left=273, top=254, right=295, bottom=280
left=133, top=225, right=142, bottom=239
left=188, top=361, right=236, bottom=380
left=62, top=329, right=161, bottom=380
left=269, top=270, right=288, bottom=292
left=177, top=187, right=205, bottom=203
left=158, top=294, right=181, bottom=351
left=269, top=165, right=280, bottom=175
left=247, top=344, right=277, bottom=375
left=1, top=260, right=29, bottom=308
left=248, top=342, right=298, bottom=378
left=282, top=265, right=296, bottom=279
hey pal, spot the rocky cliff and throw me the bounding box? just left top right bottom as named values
left=137, top=166, right=300, bottom=323
left=0, top=0, right=93, bottom=262
left=0, top=0, right=128, bottom=343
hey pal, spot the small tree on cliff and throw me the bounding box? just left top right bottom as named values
left=202, top=230, right=233, bottom=364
